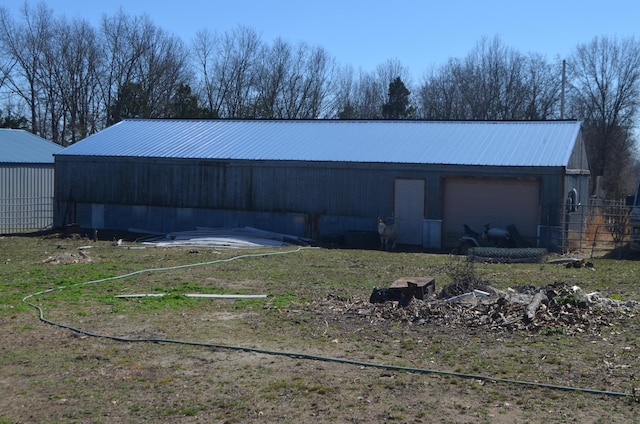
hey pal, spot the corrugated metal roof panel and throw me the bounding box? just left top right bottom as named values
left=56, top=120, right=583, bottom=167
left=0, top=129, right=63, bottom=163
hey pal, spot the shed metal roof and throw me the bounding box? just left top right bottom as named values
left=0, top=129, right=62, bottom=164
left=56, top=119, right=583, bottom=167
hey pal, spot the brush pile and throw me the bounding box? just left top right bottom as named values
left=324, top=282, right=638, bottom=335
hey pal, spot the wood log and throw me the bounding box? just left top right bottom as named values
left=547, top=257, right=582, bottom=264
left=525, top=291, right=548, bottom=322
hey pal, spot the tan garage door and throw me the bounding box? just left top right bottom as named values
left=442, top=178, right=540, bottom=247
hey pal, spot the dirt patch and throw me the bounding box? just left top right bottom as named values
left=2, top=234, right=639, bottom=423
left=42, top=250, right=92, bottom=265
left=3, top=292, right=639, bottom=423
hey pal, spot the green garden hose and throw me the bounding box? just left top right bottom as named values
left=22, top=247, right=636, bottom=399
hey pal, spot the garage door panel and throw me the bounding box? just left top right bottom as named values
left=443, top=178, right=539, bottom=246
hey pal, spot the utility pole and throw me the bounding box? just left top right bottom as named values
left=560, top=60, right=566, bottom=119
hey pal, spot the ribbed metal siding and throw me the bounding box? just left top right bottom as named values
left=0, top=128, right=61, bottom=163
left=55, top=154, right=561, bottom=222
left=56, top=120, right=583, bottom=167
left=0, top=164, right=55, bottom=233
left=54, top=153, right=580, bottom=242
left=54, top=157, right=396, bottom=217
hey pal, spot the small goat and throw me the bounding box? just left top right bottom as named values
left=377, top=217, right=398, bottom=250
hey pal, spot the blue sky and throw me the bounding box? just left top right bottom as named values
left=5, top=0, right=640, bottom=81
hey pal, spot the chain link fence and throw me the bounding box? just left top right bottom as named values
left=560, top=198, right=631, bottom=257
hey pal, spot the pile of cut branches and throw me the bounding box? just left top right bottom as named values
left=322, top=282, right=638, bottom=335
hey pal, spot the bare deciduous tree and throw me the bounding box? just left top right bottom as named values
left=2, top=0, right=640, bottom=188
left=138, top=30, right=191, bottom=119
left=211, top=25, right=261, bottom=118
left=0, top=2, right=53, bottom=136
left=295, top=44, right=335, bottom=118
left=335, top=59, right=412, bottom=119
left=418, top=60, right=469, bottom=120
left=100, top=9, right=150, bottom=125
left=353, top=71, right=383, bottom=119
left=100, top=9, right=191, bottom=125
left=270, top=41, right=334, bottom=119
left=331, top=64, right=356, bottom=118
left=455, top=36, right=525, bottom=119
left=522, top=53, right=562, bottom=120
left=254, top=37, right=289, bottom=118
left=48, top=16, right=102, bottom=144
left=417, top=36, right=561, bottom=121
left=192, top=28, right=221, bottom=114
left=567, top=36, right=640, bottom=196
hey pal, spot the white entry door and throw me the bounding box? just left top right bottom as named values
left=394, top=179, right=425, bottom=245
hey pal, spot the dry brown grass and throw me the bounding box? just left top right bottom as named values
left=1, top=232, right=639, bottom=423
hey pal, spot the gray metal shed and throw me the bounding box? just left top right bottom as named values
left=53, top=119, right=589, bottom=249
left=1, top=129, right=63, bottom=233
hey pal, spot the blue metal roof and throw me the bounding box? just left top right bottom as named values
left=0, top=129, right=63, bottom=163
left=56, top=119, right=583, bottom=167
